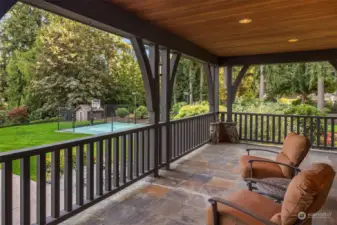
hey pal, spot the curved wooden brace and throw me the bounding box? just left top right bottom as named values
left=231, top=65, right=250, bottom=102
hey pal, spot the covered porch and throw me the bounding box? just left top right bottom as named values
left=60, top=143, right=337, bottom=225
left=1, top=1, right=337, bottom=225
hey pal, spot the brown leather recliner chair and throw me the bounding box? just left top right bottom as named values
left=239, top=132, right=310, bottom=185
left=206, top=163, right=335, bottom=225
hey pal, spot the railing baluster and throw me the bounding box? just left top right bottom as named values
left=2, top=161, right=12, bottom=225
left=20, top=157, right=30, bottom=225
left=178, top=122, right=181, bottom=154
left=139, top=131, right=144, bottom=174
left=324, top=117, right=328, bottom=148
left=272, top=115, right=275, bottom=143
left=144, top=130, right=149, bottom=171
left=249, top=114, right=253, bottom=140
left=134, top=132, right=139, bottom=177
left=331, top=118, right=335, bottom=149
left=255, top=114, right=258, bottom=141
left=51, top=149, right=60, bottom=218
left=37, top=154, right=46, bottom=224
left=105, top=138, right=112, bottom=192
left=147, top=130, right=151, bottom=171
left=86, top=142, right=94, bottom=200
left=261, top=115, right=264, bottom=142
left=121, top=135, right=127, bottom=183
left=64, top=147, right=73, bottom=212
left=310, top=117, right=314, bottom=143
left=239, top=114, right=242, bottom=138
left=266, top=115, right=269, bottom=142
left=303, top=117, right=307, bottom=137
left=127, top=133, right=133, bottom=180
left=297, top=116, right=300, bottom=134
left=284, top=116, right=288, bottom=139
left=244, top=114, right=248, bottom=140
left=278, top=116, right=281, bottom=143
left=113, top=137, right=120, bottom=188
left=316, top=117, right=320, bottom=148
left=290, top=116, right=294, bottom=131
left=158, top=127, right=162, bottom=165
left=76, top=145, right=84, bottom=206
left=185, top=120, right=188, bottom=151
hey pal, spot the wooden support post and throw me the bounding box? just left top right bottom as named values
left=160, top=49, right=181, bottom=169
left=131, top=37, right=161, bottom=177
left=226, top=66, right=233, bottom=122
left=204, top=63, right=220, bottom=121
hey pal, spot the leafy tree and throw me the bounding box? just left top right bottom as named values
left=0, top=3, right=48, bottom=99
left=264, top=62, right=336, bottom=103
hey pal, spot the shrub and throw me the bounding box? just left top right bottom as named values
left=7, top=106, right=29, bottom=123
left=136, top=105, right=148, bottom=119
left=174, top=104, right=209, bottom=119
left=30, top=117, right=59, bottom=124
left=116, top=108, right=129, bottom=118
left=284, top=104, right=327, bottom=116
left=28, top=110, right=42, bottom=121
left=171, top=102, right=187, bottom=115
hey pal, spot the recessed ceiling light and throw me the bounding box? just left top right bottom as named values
left=288, top=38, right=299, bottom=43
left=239, top=18, right=252, bottom=24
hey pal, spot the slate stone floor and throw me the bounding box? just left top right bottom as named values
left=62, top=143, right=337, bottom=225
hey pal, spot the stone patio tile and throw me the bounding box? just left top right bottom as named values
left=141, top=184, right=169, bottom=198
left=165, top=219, right=189, bottom=225
left=174, top=205, right=205, bottom=225
left=152, top=176, right=183, bottom=187
left=136, top=212, right=169, bottom=225
left=122, top=193, right=156, bottom=209
left=152, top=198, right=184, bottom=217
left=101, top=204, right=140, bottom=224
left=184, top=193, right=209, bottom=209
left=182, top=160, right=209, bottom=168
left=205, top=177, right=235, bottom=190
left=189, top=173, right=212, bottom=183
left=164, top=189, right=192, bottom=203
left=199, top=185, right=229, bottom=198
left=177, top=180, right=204, bottom=192
left=159, top=169, right=193, bottom=180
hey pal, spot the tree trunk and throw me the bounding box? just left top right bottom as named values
left=259, top=65, right=265, bottom=99
left=317, top=76, right=325, bottom=111
left=189, top=63, right=193, bottom=104
left=199, top=65, right=203, bottom=102
left=301, top=94, right=307, bottom=104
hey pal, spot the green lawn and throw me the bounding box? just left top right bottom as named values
left=0, top=122, right=91, bottom=180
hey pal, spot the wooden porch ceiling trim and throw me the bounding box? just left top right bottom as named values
left=221, top=48, right=337, bottom=66
left=19, top=0, right=219, bottom=64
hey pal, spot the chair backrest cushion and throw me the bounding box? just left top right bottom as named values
left=273, top=163, right=335, bottom=225
left=280, top=132, right=310, bottom=166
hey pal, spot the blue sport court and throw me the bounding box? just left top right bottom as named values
left=60, top=122, right=144, bottom=135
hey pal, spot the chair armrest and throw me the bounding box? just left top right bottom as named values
left=248, top=159, right=301, bottom=178
left=244, top=178, right=288, bottom=192
left=246, top=148, right=279, bottom=156
left=208, top=197, right=278, bottom=225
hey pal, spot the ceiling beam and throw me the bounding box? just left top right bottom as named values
left=221, top=48, right=337, bottom=65
left=20, top=0, right=219, bottom=64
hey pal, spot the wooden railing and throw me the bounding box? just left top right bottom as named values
left=0, top=113, right=214, bottom=225
left=219, top=112, right=337, bottom=150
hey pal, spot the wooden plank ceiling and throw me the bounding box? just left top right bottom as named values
left=109, top=0, right=337, bottom=57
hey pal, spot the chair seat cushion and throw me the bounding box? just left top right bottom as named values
left=239, top=155, right=284, bottom=179
left=206, top=190, right=281, bottom=225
